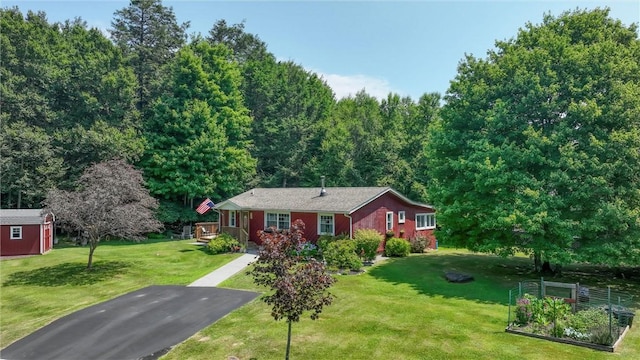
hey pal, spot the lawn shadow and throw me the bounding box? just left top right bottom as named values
left=3, top=261, right=131, bottom=287
left=368, top=253, right=640, bottom=307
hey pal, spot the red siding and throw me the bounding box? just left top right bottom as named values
left=351, top=192, right=437, bottom=249
left=1, top=224, right=42, bottom=256
left=290, top=212, right=317, bottom=241
left=242, top=191, right=436, bottom=249
left=248, top=211, right=353, bottom=244
left=335, top=214, right=351, bottom=238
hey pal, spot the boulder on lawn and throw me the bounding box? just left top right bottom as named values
left=445, top=272, right=474, bottom=283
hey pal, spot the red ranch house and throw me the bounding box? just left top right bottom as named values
left=0, top=209, right=55, bottom=256
left=213, top=187, right=436, bottom=249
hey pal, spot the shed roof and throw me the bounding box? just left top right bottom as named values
left=0, top=209, right=50, bottom=225
left=214, top=187, right=433, bottom=214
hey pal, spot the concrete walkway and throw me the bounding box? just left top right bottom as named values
left=188, top=252, right=258, bottom=287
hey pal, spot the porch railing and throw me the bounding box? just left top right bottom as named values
left=220, top=226, right=249, bottom=251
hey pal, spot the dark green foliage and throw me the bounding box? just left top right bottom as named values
left=353, top=229, right=382, bottom=261
left=207, top=233, right=241, bottom=254
left=140, top=40, right=256, bottom=219
left=314, top=91, right=440, bottom=203
left=207, top=19, right=271, bottom=63
left=0, top=8, right=142, bottom=206
left=245, top=60, right=335, bottom=187
left=384, top=238, right=410, bottom=257
left=110, top=0, right=189, bottom=112
left=323, top=240, right=362, bottom=271
left=209, top=20, right=335, bottom=187
left=409, top=236, right=428, bottom=253
left=0, top=121, right=64, bottom=209
left=427, top=8, right=640, bottom=266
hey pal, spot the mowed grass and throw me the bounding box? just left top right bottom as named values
left=163, top=248, right=640, bottom=360
left=2, top=243, right=638, bottom=359
left=0, top=239, right=241, bottom=349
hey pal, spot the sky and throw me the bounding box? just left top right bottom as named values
left=3, top=1, right=639, bottom=100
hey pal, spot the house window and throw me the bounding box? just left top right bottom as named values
left=416, top=213, right=436, bottom=230
left=229, top=211, right=236, bottom=227
left=398, top=211, right=405, bottom=224
left=386, top=211, right=393, bottom=231
left=10, top=226, right=22, bottom=240
left=318, top=214, right=334, bottom=235
left=265, top=212, right=290, bottom=230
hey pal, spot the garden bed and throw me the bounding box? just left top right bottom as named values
left=505, top=324, right=630, bottom=352
left=506, top=285, right=635, bottom=353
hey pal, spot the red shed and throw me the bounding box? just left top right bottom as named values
left=214, top=187, right=436, bottom=249
left=1, top=209, right=55, bottom=256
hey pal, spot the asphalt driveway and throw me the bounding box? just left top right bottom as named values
left=1, top=286, right=258, bottom=360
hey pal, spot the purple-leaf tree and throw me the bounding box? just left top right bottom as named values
left=43, top=159, right=163, bottom=270
left=249, top=219, right=335, bottom=360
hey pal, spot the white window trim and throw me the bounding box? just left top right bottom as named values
left=386, top=211, right=393, bottom=231
left=398, top=210, right=405, bottom=224
left=416, top=213, right=436, bottom=230
left=318, top=213, right=335, bottom=236
left=10, top=226, right=22, bottom=240
left=264, top=211, right=291, bottom=230
left=229, top=211, right=236, bottom=227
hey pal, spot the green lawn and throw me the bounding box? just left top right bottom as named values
left=0, top=239, right=241, bottom=348
left=163, top=248, right=640, bottom=360
left=2, top=243, right=638, bottom=359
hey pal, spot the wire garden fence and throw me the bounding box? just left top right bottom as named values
left=506, top=278, right=635, bottom=351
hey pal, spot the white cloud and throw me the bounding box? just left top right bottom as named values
left=316, top=72, right=396, bottom=100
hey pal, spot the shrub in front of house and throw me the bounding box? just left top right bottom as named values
left=297, top=242, right=320, bottom=260
left=409, top=236, right=428, bottom=253
left=354, top=229, right=382, bottom=262
left=317, top=233, right=349, bottom=255
left=385, top=238, right=410, bottom=257
left=207, top=233, right=241, bottom=254
left=323, top=239, right=362, bottom=271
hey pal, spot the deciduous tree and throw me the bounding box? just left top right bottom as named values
left=43, top=159, right=162, bottom=270
left=249, top=219, right=335, bottom=360
left=0, top=122, right=64, bottom=208
left=427, top=8, right=640, bottom=267
left=141, top=41, right=255, bottom=219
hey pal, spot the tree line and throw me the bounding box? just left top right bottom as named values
left=0, top=1, right=440, bottom=226
left=2, top=3, right=639, bottom=267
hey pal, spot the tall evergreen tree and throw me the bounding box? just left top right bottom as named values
left=110, top=0, right=189, bottom=113
left=207, top=19, right=270, bottom=63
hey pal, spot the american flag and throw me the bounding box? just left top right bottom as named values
left=196, top=198, right=214, bottom=214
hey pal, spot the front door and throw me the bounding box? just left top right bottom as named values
left=241, top=211, right=250, bottom=246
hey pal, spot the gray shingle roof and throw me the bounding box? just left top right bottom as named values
left=0, top=209, right=49, bottom=225
left=215, top=187, right=432, bottom=213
